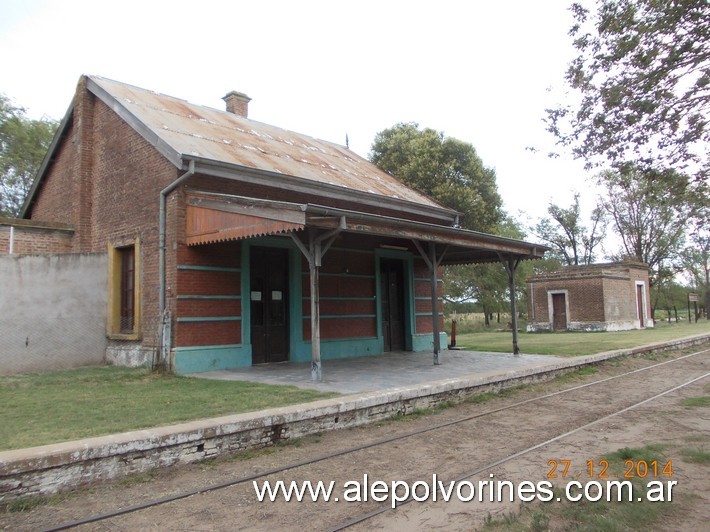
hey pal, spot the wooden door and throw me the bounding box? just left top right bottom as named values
left=380, top=259, right=405, bottom=352
left=552, top=293, right=567, bottom=331
left=637, top=284, right=645, bottom=328
left=250, top=247, right=289, bottom=364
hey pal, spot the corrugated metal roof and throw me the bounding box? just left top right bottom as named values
left=185, top=191, right=549, bottom=263
left=185, top=205, right=304, bottom=246
left=87, top=76, right=448, bottom=212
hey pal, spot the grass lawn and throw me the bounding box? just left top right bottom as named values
left=456, top=320, right=710, bottom=356
left=1, top=320, right=707, bottom=453
left=0, top=367, right=338, bottom=452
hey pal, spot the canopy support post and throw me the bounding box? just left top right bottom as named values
left=499, top=253, right=522, bottom=356
left=413, top=240, right=448, bottom=365
left=291, top=218, right=345, bottom=382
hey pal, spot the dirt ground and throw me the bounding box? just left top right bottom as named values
left=1, top=347, right=708, bottom=531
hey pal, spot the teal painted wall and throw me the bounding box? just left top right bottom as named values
left=173, top=344, right=251, bottom=374
left=175, top=237, right=444, bottom=373
left=290, top=336, right=382, bottom=362
left=412, top=332, right=449, bottom=352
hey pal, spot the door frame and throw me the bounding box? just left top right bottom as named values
left=379, top=258, right=406, bottom=352
left=547, top=289, right=569, bottom=331
left=635, top=281, right=647, bottom=328
left=375, top=250, right=414, bottom=352
left=249, top=246, right=290, bottom=363
left=242, top=239, right=301, bottom=364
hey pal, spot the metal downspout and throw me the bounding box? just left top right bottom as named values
left=158, top=159, right=195, bottom=368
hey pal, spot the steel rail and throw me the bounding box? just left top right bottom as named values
left=43, top=347, right=709, bottom=531
left=330, top=370, right=709, bottom=530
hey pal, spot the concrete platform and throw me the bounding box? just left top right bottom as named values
left=2, top=333, right=708, bottom=503
left=190, top=350, right=567, bottom=394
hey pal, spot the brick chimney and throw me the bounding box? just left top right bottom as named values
left=222, top=90, right=251, bottom=118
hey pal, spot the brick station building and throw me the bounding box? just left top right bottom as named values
left=526, top=262, right=653, bottom=332
left=19, top=75, right=546, bottom=378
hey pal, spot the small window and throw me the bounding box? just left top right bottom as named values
left=108, top=240, right=140, bottom=338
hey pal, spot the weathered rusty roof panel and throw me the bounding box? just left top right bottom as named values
left=185, top=204, right=304, bottom=246
left=89, top=76, right=447, bottom=211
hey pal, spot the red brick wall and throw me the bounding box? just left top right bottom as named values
left=571, top=277, right=605, bottom=322
left=527, top=264, right=651, bottom=329
left=23, top=80, right=449, bottom=357
left=301, top=245, right=378, bottom=340
left=0, top=224, right=73, bottom=255
left=175, top=321, right=241, bottom=347
left=528, top=274, right=604, bottom=325
left=25, top=116, right=81, bottom=229
left=174, top=242, right=242, bottom=347
left=413, top=259, right=444, bottom=334
left=528, top=281, right=547, bottom=323
left=603, top=267, right=651, bottom=322
left=28, top=88, right=180, bottom=347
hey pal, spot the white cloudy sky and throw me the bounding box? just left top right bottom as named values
left=0, top=0, right=596, bottom=226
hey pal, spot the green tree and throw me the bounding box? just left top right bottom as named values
left=444, top=263, right=508, bottom=327
left=681, top=213, right=709, bottom=318
left=653, top=278, right=695, bottom=322
left=0, top=94, right=57, bottom=217
left=443, top=217, right=533, bottom=327
left=370, top=122, right=509, bottom=324
left=547, top=0, right=709, bottom=182
left=596, top=166, right=693, bottom=288
left=532, top=192, right=607, bottom=265
left=370, top=122, right=502, bottom=232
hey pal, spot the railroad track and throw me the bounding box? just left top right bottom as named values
left=42, top=346, right=709, bottom=531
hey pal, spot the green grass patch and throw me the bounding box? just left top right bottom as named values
left=680, top=448, right=710, bottom=464
left=481, top=510, right=522, bottom=530
left=389, top=399, right=459, bottom=422
left=466, top=391, right=499, bottom=405
left=603, top=444, right=667, bottom=463
left=465, top=385, right=526, bottom=406
left=4, top=495, right=53, bottom=513
left=559, top=445, right=674, bottom=529
left=480, top=505, right=552, bottom=532
left=455, top=320, right=710, bottom=356
left=554, top=365, right=599, bottom=383
left=0, top=366, right=338, bottom=451
left=681, top=396, right=710, bottom=407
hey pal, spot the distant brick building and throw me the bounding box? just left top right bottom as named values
left=526, top=262, right=653, bottom=332
left=16, top=75, right=546, bottom=377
